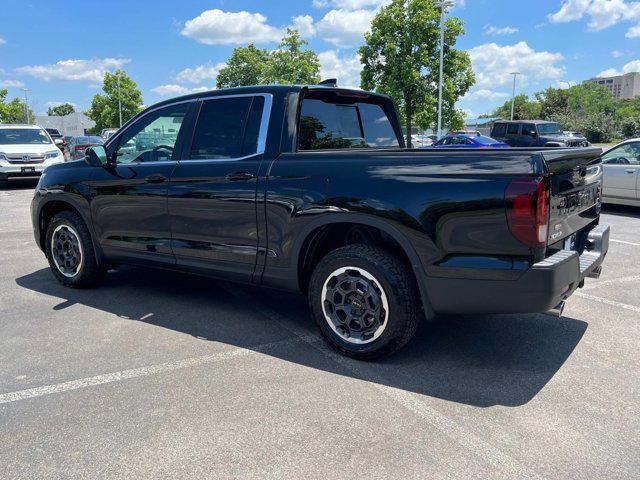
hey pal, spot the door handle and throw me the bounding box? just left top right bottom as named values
left=145, top=173, right=167, bottom=184
left=226, top=172, right=254, bottom=181
left=625, top=169, right=635, bottom=174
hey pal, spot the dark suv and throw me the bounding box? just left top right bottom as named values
left=491, top=121, right=589, bottom=148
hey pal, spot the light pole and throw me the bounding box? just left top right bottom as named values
left=21, top=87, right=30, bottom=124
left=116, top=72, right=123, bottom=128
left=436, top=0, right=454, bottom=139
left=509, top=72, right=520, bottom=121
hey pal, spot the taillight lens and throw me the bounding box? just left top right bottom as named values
left=505, top=178, right=549, bottom=247
left=75, top=145, right=87, bottom=151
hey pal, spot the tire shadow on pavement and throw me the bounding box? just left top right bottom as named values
left=15, top=265, right=587, bottom=408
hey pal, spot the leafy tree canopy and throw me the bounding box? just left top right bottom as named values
left=359, top=0, right=474, bottom=146
left=86, top=69, right=143, bottom=132
left=47, top=103, right=75, bottom=116
left=0, top=88, right=35, bottom=124
left=216, top=30, right=320, bottom=89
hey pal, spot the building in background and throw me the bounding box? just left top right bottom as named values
left=33, top=112, right=95, bottom=136
left=465, top=117, right=501, bottom=136
left=583, top=72, right=640, bottom=100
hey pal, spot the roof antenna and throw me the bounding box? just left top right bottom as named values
left=319, top=78, right=337, bottom=87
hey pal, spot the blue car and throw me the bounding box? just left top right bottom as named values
left=428, top=133, right=509, bottom=148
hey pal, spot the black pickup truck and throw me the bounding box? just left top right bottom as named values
left=31, top=85, right=609, bottom=359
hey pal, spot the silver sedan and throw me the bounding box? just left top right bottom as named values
left=601, top=138, right=640, bottom=207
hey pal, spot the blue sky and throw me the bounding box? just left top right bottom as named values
left=1, top=0, right=639, bottom=119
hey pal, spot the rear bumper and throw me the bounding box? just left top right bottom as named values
left=428, top=224, right=610, bottom=314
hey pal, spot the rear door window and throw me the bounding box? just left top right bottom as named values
left=492, top=123, right=507, bottom=137
left=506, top=124, right=519, bottom=135
left=521, top=124, right=536, bottom=136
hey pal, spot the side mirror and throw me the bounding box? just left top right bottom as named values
left=531, top=132, right=538, bottom=137
left=85, top=146, right=108, bottom=166
left=54, top=138, right=64, bottom=145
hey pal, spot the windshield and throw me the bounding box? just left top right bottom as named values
left=0, top=128, right=52, bottom=145
left=537, top=123, right=563, bottom=135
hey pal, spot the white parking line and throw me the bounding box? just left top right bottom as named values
left=610, top=239, right=640, bottom=247
left=0, top=335, right=318, bottom=405
left=581, top=275, right=640, bottom=291
left=226, top=287, right=547, bottom=480
left=575, top=291, right=640, bottom=314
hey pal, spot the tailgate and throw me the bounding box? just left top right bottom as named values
left=538, top=147, right=603, bottom=245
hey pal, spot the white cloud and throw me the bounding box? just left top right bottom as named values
left=313, top=0, right=389, bottom=7
left=0, top=36, right=6, bottom=45
left=462, top=88, right=510, bottom=101
left=316, top=9, right=376, bottom=47
left=175, top=63, right=225, bottom=84
left=16, top=58, right=130, bottom=83
left=291, top=14, right=317, bottom=37
left=467, top=41, right=565, bottom=88
left=612, top=49, right=632, bottom=57
left=0, top=79, right=24, bottom=88
left=318, top=50, right=362, bottom=89
left=483, top=24, right=518, bottom=35
left=151, top=84, right=210, bottom=96
left=181, top=9, right=283, bottom=45
left=548, top=0, right=640, bottom=37
left=548, top=0, right=591, bottom=23
left=180, top=9, right=321, bottom=45
left=598, top=59, right=640, bottom=77
left=626, top=23, right=640, bottom=37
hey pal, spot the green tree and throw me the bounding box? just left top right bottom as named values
left=492, top=94, right=541, bottom=120
left=536, top=87, right=569, bottom=120
left=86, top=69, right=143, bottom=131
left=47, top=103, right=75, bottom=116
left=216, top=44, right=270, bottom=89
left=262, top=29, right=321, bottom=85
left=216, top=30, right=320, bottom=88
left=359, top=0, right=474, bottom=147
left=0, top=89, right=35, bottom=123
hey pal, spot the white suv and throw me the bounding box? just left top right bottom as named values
left=0, top=125, right=65, bottom=186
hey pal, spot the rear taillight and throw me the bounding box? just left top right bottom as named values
left=505, top=178, right=549, bottom=247
left=75, top=145, right=87, bottom=151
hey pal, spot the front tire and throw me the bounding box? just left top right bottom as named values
left=45, top=211, right=105, bottom=288
left=308, top=244, right=421, bottom=360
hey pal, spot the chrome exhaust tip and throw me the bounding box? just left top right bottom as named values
left=546, top=301, right=565, bottom=318
left=587, top=266, right=602, bottom=279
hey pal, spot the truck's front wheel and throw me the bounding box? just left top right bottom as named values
left=308, top=245, right=421, bottom=360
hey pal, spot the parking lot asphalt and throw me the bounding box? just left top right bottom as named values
left=1, top=180, right=638, bottom=480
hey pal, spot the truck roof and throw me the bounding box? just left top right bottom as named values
left=147, top=84, right=390, bottom=111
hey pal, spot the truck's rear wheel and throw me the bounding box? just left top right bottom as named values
left=45, top=211, right=105, bottom=288
left=308, top=244, right=420, bottom=360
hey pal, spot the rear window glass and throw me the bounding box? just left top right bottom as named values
left=298, top=95, right=399, bottom=150
left=492, top=123, right=506, bottom=136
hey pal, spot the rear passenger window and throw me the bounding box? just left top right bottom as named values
left=492, top=123, right=506, bottom=137
left=298, top=95, right=399, bottom=150
left=189, top=96, right=265, bottom=160
left=507, top=124, right=519, bottom=135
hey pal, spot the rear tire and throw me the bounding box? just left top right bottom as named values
left=308, top=244, right=421, bottom=360
left=45, top=211, right=105, bottom=288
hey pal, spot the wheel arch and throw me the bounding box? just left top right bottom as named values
left=293, top=213, right=435, bottom=319
left=38, top=197, right=103, bottom=263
